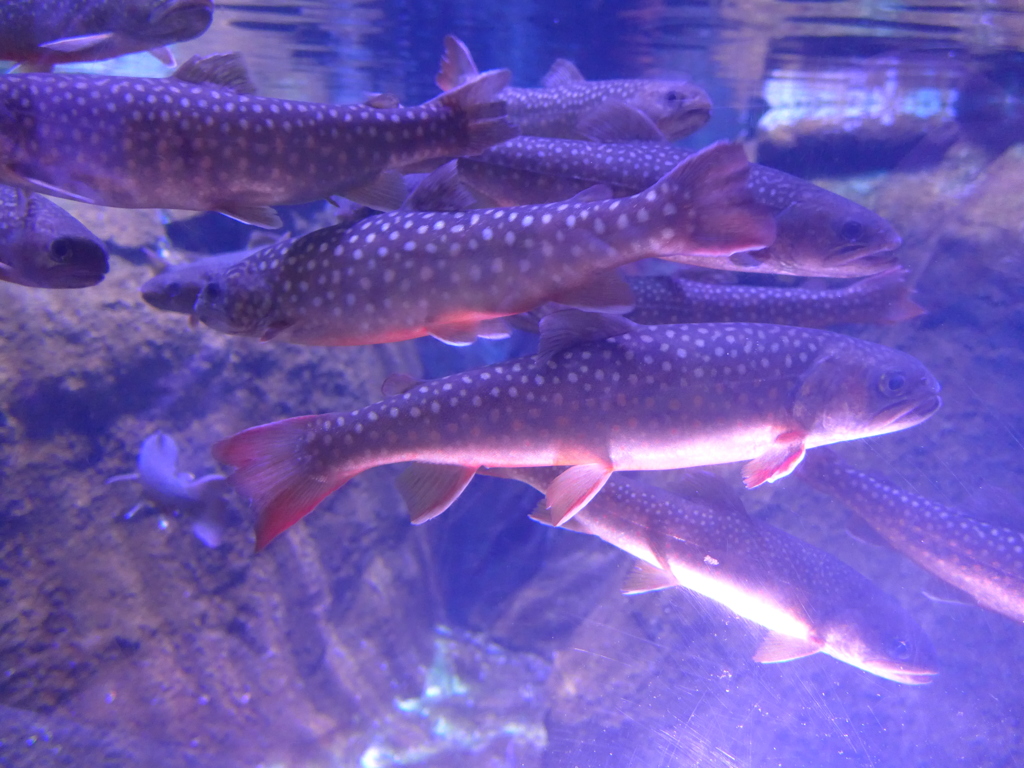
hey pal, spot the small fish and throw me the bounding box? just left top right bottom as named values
left=0, top=54, right=517, bottom=228
left=212, top=310, right=941, bottom=549
left=435, top=35, right=712, bottom=142
left=108, top=431, right=230, bottom=546
left=623, top=268, right=924, bottom=327
left=485, top=466, right=937, bottom=684
left=451, top=136, right=902, bottom=277
left=797, top=448, right=1024, bottom=624
left=194, top=141, right=776, bottom=347
left=0, top=0, right=213, bottom=71
left=0, top=184, right=108, bottom=288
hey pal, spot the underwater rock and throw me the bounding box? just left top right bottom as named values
left=0, top=252, right=434, bottom=765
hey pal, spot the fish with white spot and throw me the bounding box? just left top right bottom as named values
left=0, top=53, right=517, bottom=228
left=623, top=268, right=923, bottom=327
left=212, top=310, right=941, bottom=549
left=448, top=136, right=902, bottom=277
left=484, top=466, right=938, bottom=684
left=435, top=35, right=712, bottom=142
left=194, top=141, right=776, bottom=346
left=0, top=184, right=108, bottom=288
left=0, top=0, right=212, bottom=71
left=798, top=448, right=1024, bottom=624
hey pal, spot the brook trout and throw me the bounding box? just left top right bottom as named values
left=213, top=311, right=941, bottom=549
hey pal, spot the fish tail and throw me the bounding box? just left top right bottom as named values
left=429, top=68, right=519, bottom=155
left=213, top=416, right=356, bottom=550
left=661, top=141, right=778, bottom=257
left=435, top=34, right=481, bottom=91
left=853, top=267, right=926, bottom=324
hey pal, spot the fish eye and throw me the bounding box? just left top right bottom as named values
left=49, top=239, right=72, bottom=263
left=878, top=372, right=907, bottom=395
left=665, top=91, right=679, bottom=102
left=888, top=638, right=911, bottom=661
left=839, top=220, right=864, bottom=242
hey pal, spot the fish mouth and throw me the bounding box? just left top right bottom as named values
left=876, top=666, right=938, bottom=685
left=831, top=246, right=901, bottom=275
left=874, top=395, right=942, bottom=430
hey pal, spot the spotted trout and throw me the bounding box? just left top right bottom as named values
left=0, top=0, right=213, bottom=71
left=623, top=269, right=923, bottom=327
left=449, top=136, right=902, bottom=277
left=194, top=142, right=776, bottom=346
left=0, top=54, right=517, bottom=228
left=798, top=448, right=1024, bottom=624
left=0, top=184, right=108, bottom=288
left=213, top=311, right=941, bottom=549
left=485, top=466, right=937, bottom=684
left=435, top=35, right=711, bottom=142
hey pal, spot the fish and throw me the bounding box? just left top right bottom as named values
left=211, top=310, right=942, bottom=549
left=797, top=447, right=1024, bottom=624
left=193, top=141, right=776, bottom=347
left=0, top=0, right=213, bottom=71
left=107, top=431, right=229, bottom=546
left=435, top=35, right=712, bottom=143
left=141, top=248, right=252, bottom=318
left=483, top=466, right=937, bottom=684
left=0, top=53, right=518, bottom=229
left=449, top=135, right=902, bottom=277
left=622, top=268, right=924, bottom=327
left=0, top=184, right=108, bottom=288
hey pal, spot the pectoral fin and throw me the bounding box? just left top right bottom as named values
left=149, top=46, right=176, bottom=67
left=753, top=631, right=822, bottom=663
left=40, top=32, right=115, bottom=54
left=397, top=462, right=478, bottom=524
left=544, top=463, right=612, bottom=526
left=343, top=170, right=408, bottom=212
left=577, top=101, right=667, bottom=143
left=381, top=372, right=421, bottom=397
left=215, top=204, right=283, bottom=230
left=622, top=560, right=677, bottom=595
left=537, top=309, right=636, bottom=363
left=11, top=174, right=95, bottom=204
left=742, top=434, right=807, bottom=488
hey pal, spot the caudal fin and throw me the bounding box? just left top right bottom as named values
left=429, top=68, right=518, bottom=155
left=436, top=34, right=481, bottom=91
left=847, top=267, right=926, bottom=324
left=213, top=416, right=354, bottom=550
left=653, top=141, right=777, bottom=258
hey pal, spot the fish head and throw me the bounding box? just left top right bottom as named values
left=194, top=258, right=278, bottom=339
left=792, top=339, right=941, bottom=443
left=628, top=81, right=712, bottom=140
left=1, top=190, right=108, bottom=288
left=823, top=597, right=938, bottom=685
left=141, top=0, right=214, bottom=43
left=141, top=270, right=202, bottom=315
left=756, top=199, right=903, bottom=277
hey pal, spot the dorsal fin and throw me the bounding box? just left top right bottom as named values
left=622, top=560, right=677, bottom=595
left=436, top=34, right=481, bottom=91
left=537, top=309, right=636, bottom=363
left=363, top=92, right=401, bottom=109
left=381, top=372, right=421, bottom=397
left=541, top=58, right=586, bottom=88
left=172, top=53, right=257, bottom=95
left=566, top=184, right=615, bottom=204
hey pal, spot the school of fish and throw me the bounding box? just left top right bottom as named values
left=5, top=18, right=1000, bottom=685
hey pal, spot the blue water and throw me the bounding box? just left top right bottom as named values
left=3, top=1, right=1024, bottom=767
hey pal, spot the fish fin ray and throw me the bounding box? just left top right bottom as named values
left=853, top=267, right=926, bottom=324
left=259, top=319, right=293, bottom=341
left=566, top=184, right=616, bottom=204
left=404, top=161, right=480, bottom=212
left=149, top=46, right=176, bottom=67
left=656, top=141, right=777, bottom=257
left=363, top=92, right=401, bottom=109
left=754, top=632, right=822, bottom=663
left=622, top=560, right=677, bottom=595
left=427, top=321, right=483, bottom=346
left=212, top=415, right=349, bottom=550
left=545, top=463, right=612, bottom=526
left=215, top=204, right=282, bottom=230
left=549, top=270, right=635, bottom=315
left=742, top=438, right=807, bottom=488
left=341, top=170, right=407, bottom=212
left=428, top=70, right=518, bottom=155
left=541, top=58, right=586, bottom=88
left=436, top=34, right=481, bottom=91
left=537, top=309, right=636, bottom=363
left=664, top=469, right=750, bottom=520
left=397, top=462, right=478, bottom=524
left=577, top=101, right=667, bottom=143
left=922, top=578, right=978, bottom=607
left=39, top=32, right=116, bottom=54
left=845, top=515, right=890, bottom=547
left=172, top=53, right=257, bottom=95
left=13, top=174, right=95, bottom=204
left=105, top=472, right=141, bottom=485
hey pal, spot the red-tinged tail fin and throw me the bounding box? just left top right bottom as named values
left=429, top=69, right=518, bottom=155
left=213, top=416, right=353, bottom=550
left=651, top=141, right=777, bottom=258
left=847, top=267, right=926, bottom=324
left=436, top=34, right=481, bottom=91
